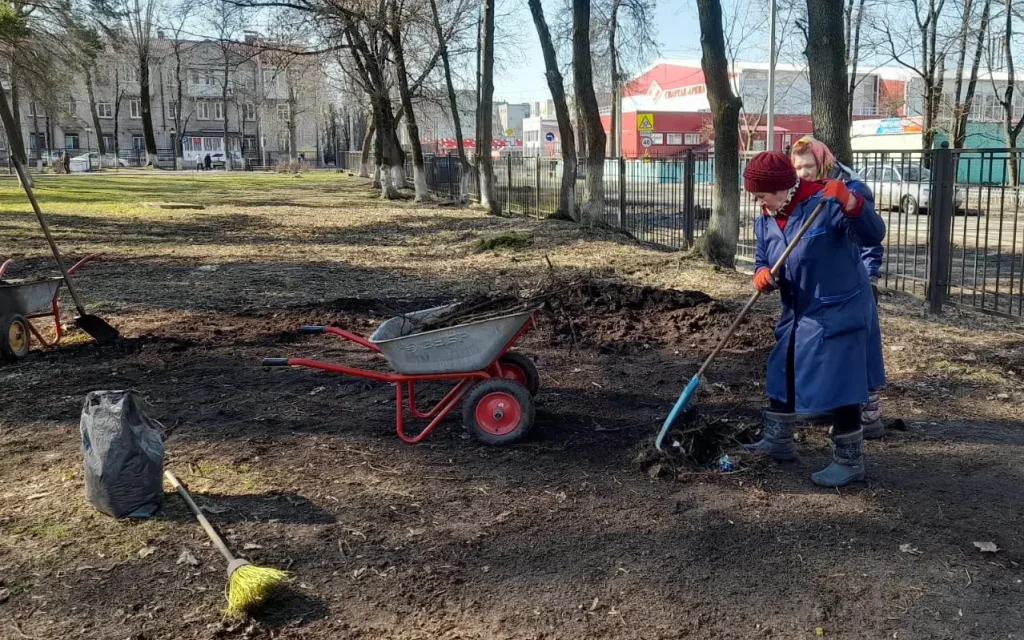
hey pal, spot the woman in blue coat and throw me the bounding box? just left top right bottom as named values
left=742, top=151, right=886, bottom=487
left=790, top=136, right=887, bottom=439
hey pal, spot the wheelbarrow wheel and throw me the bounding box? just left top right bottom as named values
left=497, top=352, right=539, bottom=396
left=1, top=314, right=31, bottom=361
left=463, top=379, right=535, bottom=446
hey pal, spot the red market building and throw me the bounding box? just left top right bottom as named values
left=604, top=59, right=909, bottom=159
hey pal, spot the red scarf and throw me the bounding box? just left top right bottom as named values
left=765, top=179, right=825, bottom=230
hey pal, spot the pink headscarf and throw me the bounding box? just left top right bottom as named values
left=790, top=135, right=836, bottom=180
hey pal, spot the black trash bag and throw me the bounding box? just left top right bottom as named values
left=81, top=390, right=165, bottom=518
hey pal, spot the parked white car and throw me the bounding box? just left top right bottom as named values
left=69, top=153, right=128, bottom=172
left=859, top=163, right=966, bottom=214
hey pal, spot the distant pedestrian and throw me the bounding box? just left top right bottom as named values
left=62, top=151, right=70, bottom=174
left=204, top=153, right=212, bottom=171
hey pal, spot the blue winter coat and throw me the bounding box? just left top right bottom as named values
left=845, top=178, right=886, bottom=391
left=830, top=164, right=884, bottom=278
left=754, top=190, right=887, bottom=413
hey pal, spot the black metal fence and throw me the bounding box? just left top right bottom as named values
left=384, top=146, right=1023, bottom=319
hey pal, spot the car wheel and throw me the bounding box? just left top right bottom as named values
left=901, top=195, right=921, bottom=215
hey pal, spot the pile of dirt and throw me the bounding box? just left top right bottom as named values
left=422, top=276, right=776, bottom=354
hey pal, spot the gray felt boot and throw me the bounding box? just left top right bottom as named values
left=861, top=389, right=884, bottom=439
left=745, top=411, right=799, bottom=461
left=811, top=428, right=866, bottom=487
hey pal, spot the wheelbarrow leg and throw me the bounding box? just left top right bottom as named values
left=395, top=381, right=475, bottom=444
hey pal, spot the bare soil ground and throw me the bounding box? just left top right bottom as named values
left=1, top=173, right=1022, bottom=640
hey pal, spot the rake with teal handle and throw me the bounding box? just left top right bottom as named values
left=654, top=198, right=829, bottom=452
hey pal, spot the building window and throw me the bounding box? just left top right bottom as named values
left=122, top=66, right=140, bottom=83
left=66, top=100, right=77, bottom=117
left=684, top=133, right=701, bottom=145
left=753, top=139, right=766, bottom=151
left=236, top=71, right=255, bottom=90
left=197, top=100, right=210, bottom=120
left=782, top=134, right=793, bottom=148
left=262, top=70, right=278, bottom=90
left=243, top=135, right=257, bottom=153
left=97, top=102, right=113, bottom=118
left=132, top=135, right=145, bottom=151
left=276, top=103, right=290, bottom=122
left=65, top=134, right=80, bottom=150
left=103, top=134, right=114, bottom=150
left=129, top=99, right=142, bottom=119
left=649, top=133, right=664, bottom=145
left=214, top=101, right=224, bottom=120
left=27, top=102, right=37, bottom=118
left=191, top=69, right=212, bottom=85
left=242, top=103, right=255, bottom=121
left=666, top=133, right=682, bottom=145
left=29, top=133, right=47, bottom=151
left=167, top=101, right=178, bottom=118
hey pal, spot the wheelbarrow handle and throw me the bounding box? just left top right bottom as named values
left=302, top=325, right=325, bottom=333
left=262, top=358, right=291, bottom=367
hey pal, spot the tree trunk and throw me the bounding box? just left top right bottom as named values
left=429, top=0, right=472, bottom=202
left=8, top=65, right=24, bottom=164
left=477, top=0, right=499, bottom=213
left=85, top=68, right=106, bottom=157
left=32, top=109, right=41, bottom=172
left=139, top=53, right=158, bottom=166
left=223, top=66, right=232, bottom=170
left=805, top=0, right=853, bottom=165
left=609, top=0, right=621, bottom=158
left=0, top=81, right=27, bottom=171
left=360, top=119, right=375, bottom=178
left=954, top=0, right=992, bottom=149
left=573, top=0, right=608, bottom=225
left=1000, top=0, right=1023, bottom=185
left=528, top=0, right=577, bottom=219
left=391, top=0, right=430, bottom=202
left=951, top=0, right=974, bottom=134
left=695, top=0, right=742, bottom=265
left=846, top=0, right=866, bottom=122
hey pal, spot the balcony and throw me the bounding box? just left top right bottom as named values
left=188, top=83, right=230, bottom=99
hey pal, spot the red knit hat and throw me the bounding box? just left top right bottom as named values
left=743, top=151, right=797, bottom=193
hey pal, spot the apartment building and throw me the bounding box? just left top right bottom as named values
left=1, top=32, right=323, bottom=168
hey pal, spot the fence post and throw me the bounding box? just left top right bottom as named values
left=535, top=157, right=541, bottom=219
left=506, top=154, right=513, bottom=212
left=683, top=149, right=696, bottom=246
left=447, top=152, right=453, bottom=200
left=926, top=142, right=955, bottom=315
left=618, top=157, right=626, bottom=229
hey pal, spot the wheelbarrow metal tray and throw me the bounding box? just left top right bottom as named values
left=369, top=304, right=535, bottom=375
left=0, top=278, right=63, bottom=316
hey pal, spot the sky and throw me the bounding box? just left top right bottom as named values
left=492, top=1, right=711, bottom=104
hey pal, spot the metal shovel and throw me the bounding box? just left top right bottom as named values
left=10, top=157, right=120, bottom=344
left=654, top=198, right=829, bottom=452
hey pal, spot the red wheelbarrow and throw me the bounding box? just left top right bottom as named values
left=0, top=253, right=103, bottom=361
left=263, top=305, right=542, bottom=445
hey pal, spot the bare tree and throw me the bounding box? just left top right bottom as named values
left=429, top=0, right=473, bottom=201
left=805, top=0, right=854, bottom=165
left=528, top=0, right=577, bottom=219
left=600, top=0, right=657, bottom=157
left=877, top=0, right=956, bottom=150
left=105, top=0, right=160, bottom=165
left=951, top=0, right=992, bottom=148
left=845, top=0, right=867, bottom=121
left=994, top=0, right=1024, bottom=183
left=477, top=0, right=499, bottom=213
left=572, top=0, right=607, bottom=224
left=696, top=0, right=743, bottom=265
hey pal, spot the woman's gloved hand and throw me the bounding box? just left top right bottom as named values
left=753, top=267, right=778, bottom=294
left=822, top=180, right=858, bottom=213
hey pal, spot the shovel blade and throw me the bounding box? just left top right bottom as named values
left=76, top=314, right=120, bottom=344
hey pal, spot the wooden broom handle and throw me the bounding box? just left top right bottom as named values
left=165, top=471, right=236, bottom=564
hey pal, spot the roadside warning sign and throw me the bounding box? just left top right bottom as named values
left=637, top=113, right=655, bottom=132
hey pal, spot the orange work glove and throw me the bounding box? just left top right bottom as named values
left=822, top=180, right=858, bottom=213
left=753, top=267, right=778, bottom=294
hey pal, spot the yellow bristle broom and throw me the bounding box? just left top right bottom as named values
left=165, top=471, right=288, bottom=617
